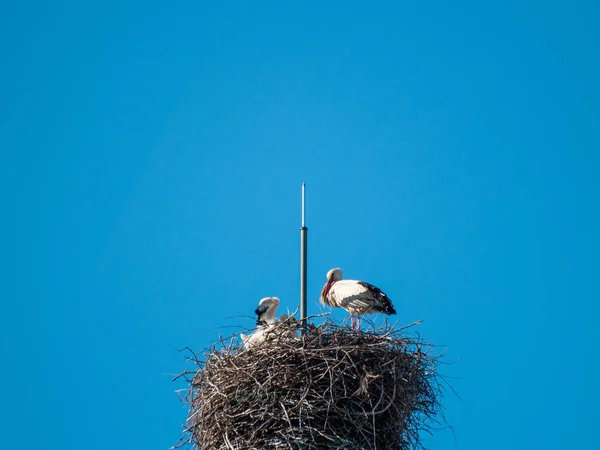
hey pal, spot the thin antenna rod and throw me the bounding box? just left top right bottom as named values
left=300, top=183, right=308, bottom=334
left=301, top=184, right=306, bottom=228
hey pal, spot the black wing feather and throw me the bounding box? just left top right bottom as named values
left=357, top=281, right=396, bottom=315
left=254, top=304, right=268, bottom=325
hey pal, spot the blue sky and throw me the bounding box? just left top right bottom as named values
left=1, top=1, right=598, bottom=449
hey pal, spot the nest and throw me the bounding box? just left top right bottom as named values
left=175, top=320, right=445, bottom=450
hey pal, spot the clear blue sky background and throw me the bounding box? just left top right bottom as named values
left=1, top=1, right=598, bottom=449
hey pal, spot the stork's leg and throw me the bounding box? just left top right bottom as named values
left=356, top=315, right=362, bottom=331
left=350, top=314, right=355, bottom=330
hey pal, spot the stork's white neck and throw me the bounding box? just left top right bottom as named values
left=261, top=310, right=278, bottom=325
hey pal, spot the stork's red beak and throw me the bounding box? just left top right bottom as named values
left=320, top=279, right=334, bottom=303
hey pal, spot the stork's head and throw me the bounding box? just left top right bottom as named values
left=279, top=314, right=298, bottom=325
left=320, top=268, right=343, bottom=304
left=327, top=268, right=343, bottom=282
left=254, top=297, right=280, bottom=325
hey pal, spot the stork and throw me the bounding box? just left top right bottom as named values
left=240, top=297, right=281, bottom=349
left=320, top=268, right=396, bottom=330
left=253, top=296, right=280, bottom=326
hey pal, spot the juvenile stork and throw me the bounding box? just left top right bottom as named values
left=320, top=268, right=396, bottom=330
left=240, top=297, right=281, bottom=349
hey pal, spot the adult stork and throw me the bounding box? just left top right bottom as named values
left=240, top=297, right=281, bottom=349
left=320, top=268, right=396, bottom=330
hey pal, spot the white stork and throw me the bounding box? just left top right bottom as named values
left=240, top=297, right=281, bottom=349
left=320, top=268, right=396, bottom=330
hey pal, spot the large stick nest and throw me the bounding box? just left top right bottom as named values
left=176, top=320, right=446, bottom=450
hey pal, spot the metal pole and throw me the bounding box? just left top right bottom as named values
left=300, top=183, right=308, bottom=334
